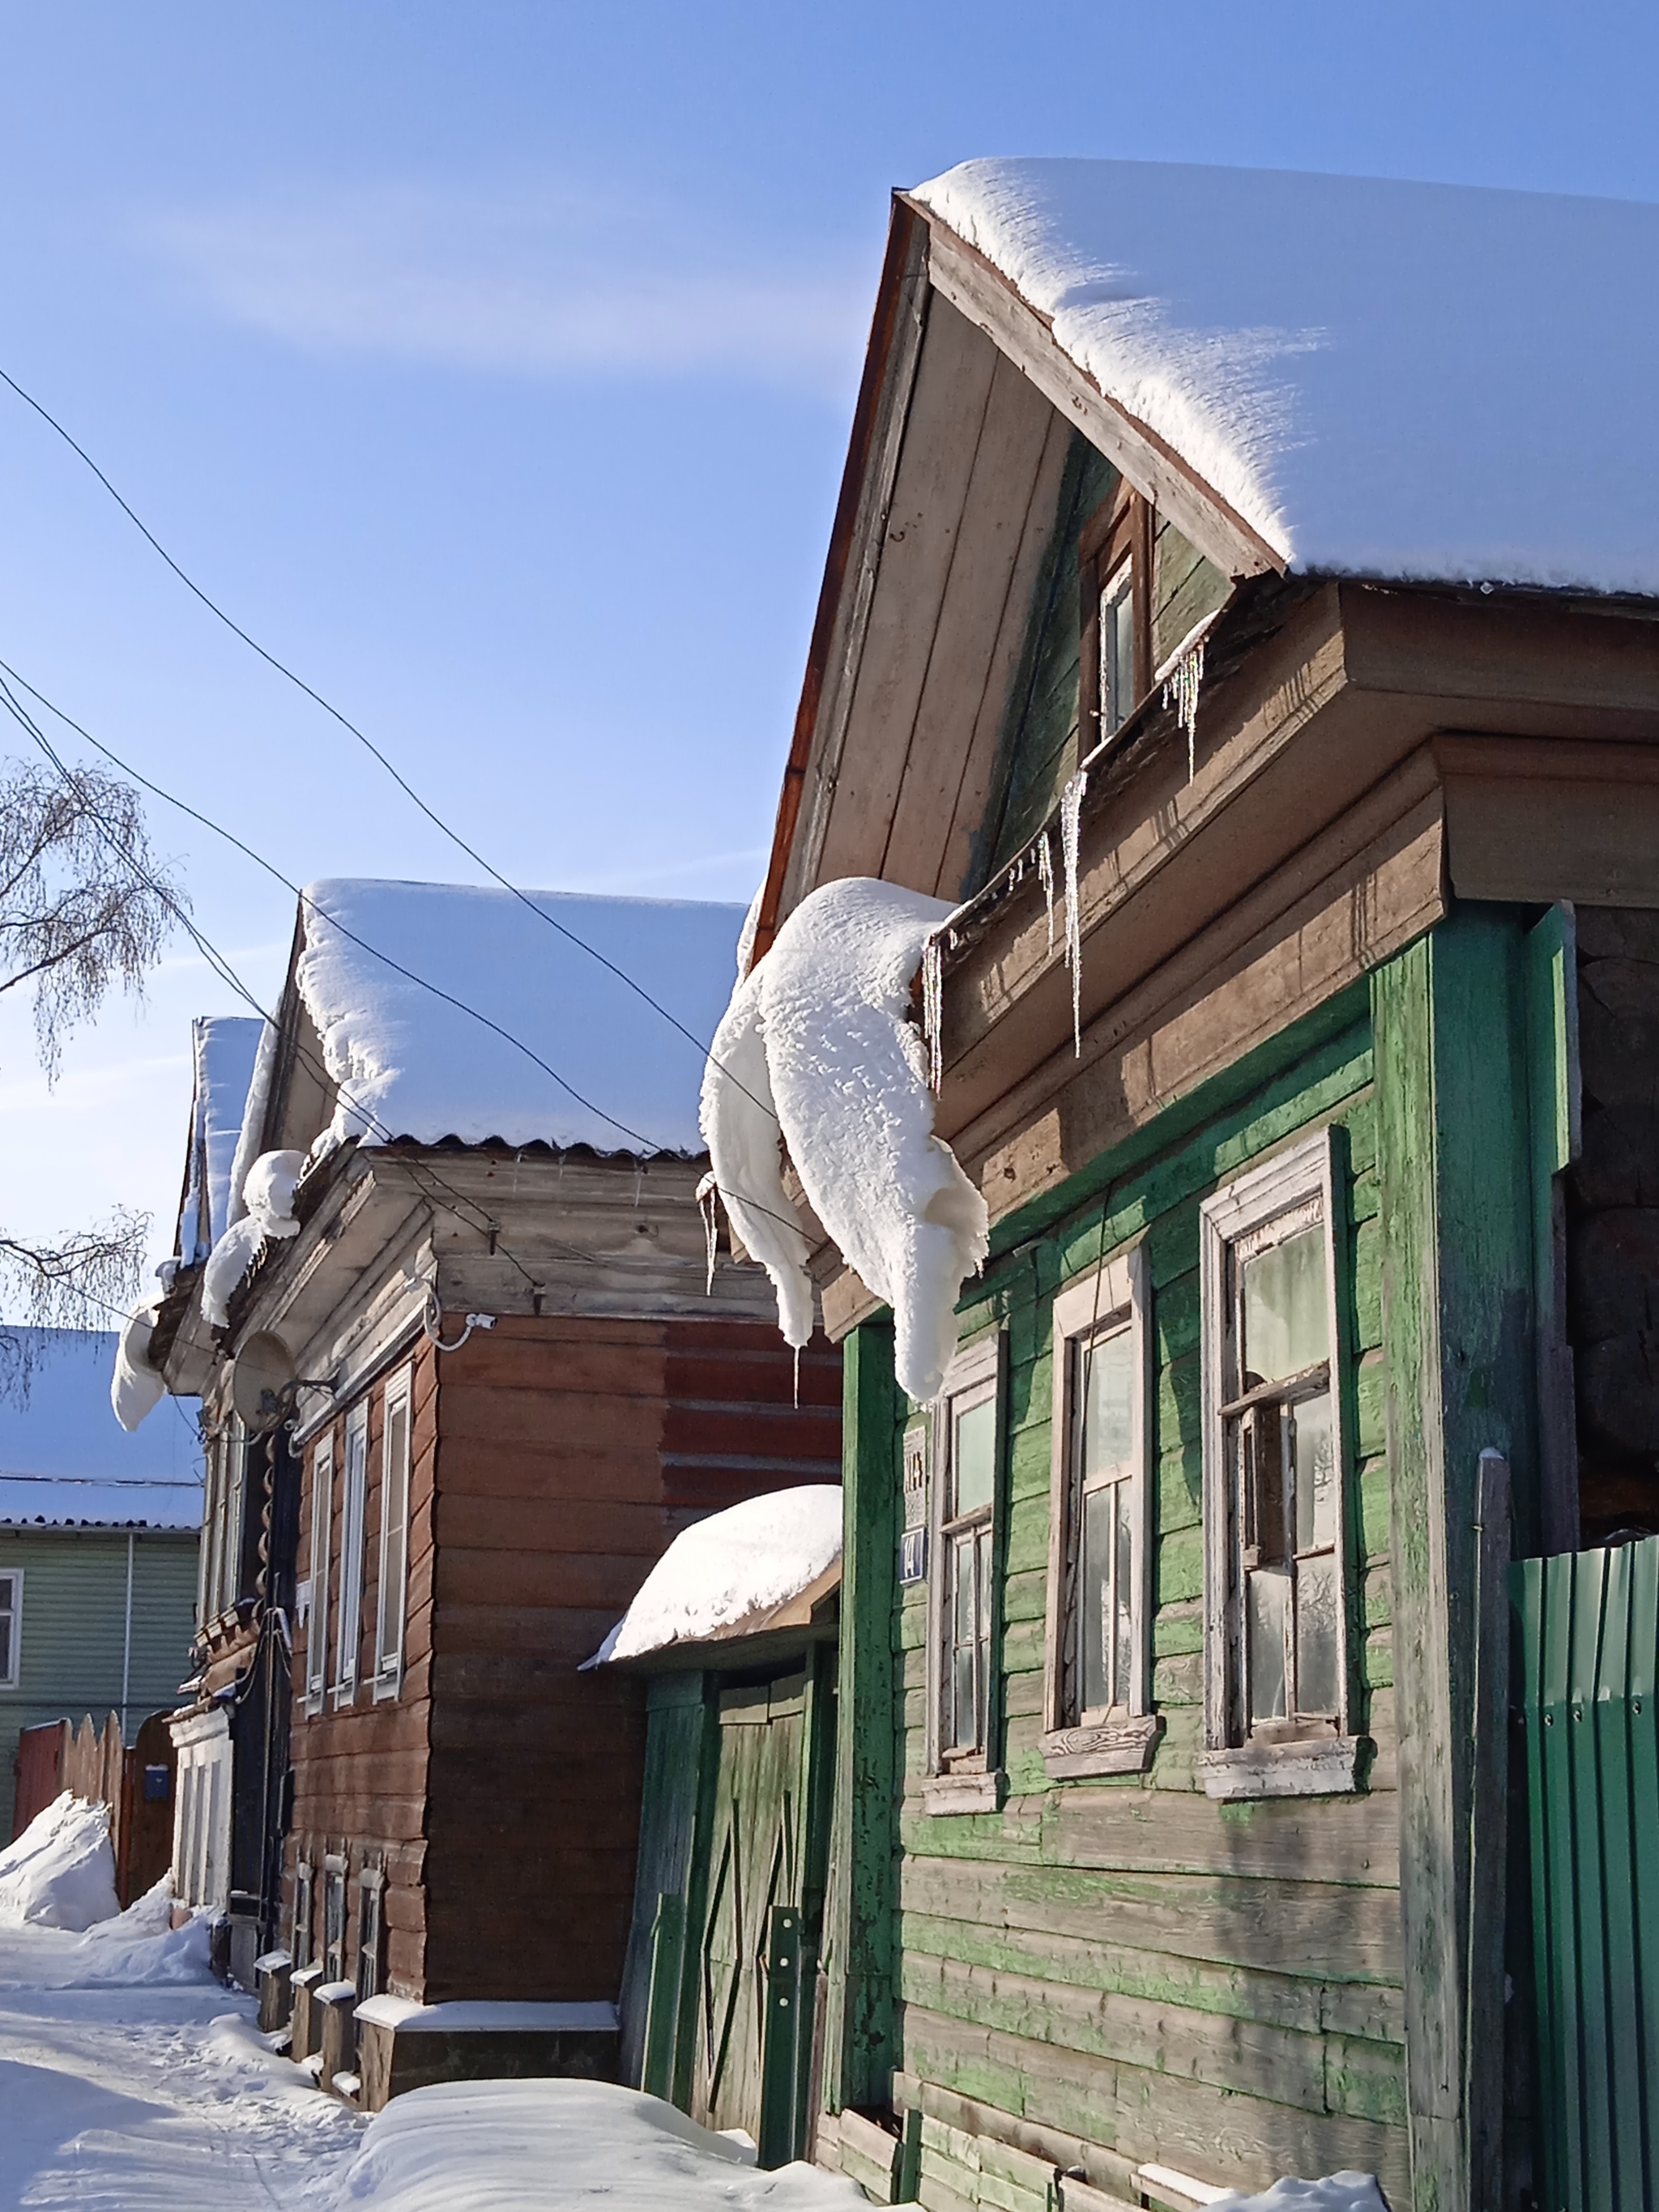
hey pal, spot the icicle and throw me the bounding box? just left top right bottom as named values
left=922, top=929, right=945, bottom=1093
left=1060, top=767, right=1089, bottom=1057
left=696, top=1171, right=719, bottom=1295
left=1036, top=829, right=1056, bottom=950
left=1162, top=638, right=1206, bottom=783
left=793, top=1343, right=802, bottom=1408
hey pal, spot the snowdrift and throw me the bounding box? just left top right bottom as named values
left=331, top=2077, right=866, bottom=2212
left=0, top=1792, right=119, bottom=1931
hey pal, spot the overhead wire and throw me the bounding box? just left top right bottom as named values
left=0, top=363, right=779, bottom=1123
left=0, top=654, right=815, bottom=1257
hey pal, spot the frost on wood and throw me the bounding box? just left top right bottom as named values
left=587, top=1485, right=842, bottom=1664
left=110, top=1298, right=165, bottom=1432
left=702, top=877, right=988, bottom=1404
left=201, top=1149, right=305, bottom=1330
left=912, top=156, right=1659, bottom=598
left=1060, top=769, right=1089, bottom=1056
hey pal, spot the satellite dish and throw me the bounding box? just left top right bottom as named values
left=231, top=1331, right=296, bottom=1430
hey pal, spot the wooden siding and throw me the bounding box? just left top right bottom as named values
left=0, top=1528, right=198, bottom=1842
left=851, top=1001, right=1408, bottom=2204
left=421, top=1315, right=840, bottom=2005
left=291, top=1312, right=842, bottom=2006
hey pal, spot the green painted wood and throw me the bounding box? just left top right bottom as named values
left=823, top=1319, right=900, bottom=2115
left=979, top=436, right=1116, bottom=879
left=1371, top=911, right=1536, bottom=2212
left=1516, top=1537, right=1659, bottom=2211
left=619, top=1672, right=707, bottom=2089
left=642, top=1891, right=686, bottom=2100
left=1525, top=901, right=1581, bottom=1558
left=758, top=1902, right=804, bottom=2168
left=895, top=2105, right=923, bottom=2202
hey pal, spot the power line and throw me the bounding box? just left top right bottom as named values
left=0, top=654, right=813, bottom=1255
left=0, top=362, right=771, bottom=1106
left=0, top=661, right=661, bottom=1154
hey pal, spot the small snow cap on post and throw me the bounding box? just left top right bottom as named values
left=701, top=877, right=988, bottom=1404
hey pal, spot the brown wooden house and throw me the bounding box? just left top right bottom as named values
left=694, top=160, right=1659, bottom=2210
left=138, top=877, right=840, bottom=2030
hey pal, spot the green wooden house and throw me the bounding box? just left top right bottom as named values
left=0, top=1328, right=202, bottom=1839
left=695, top=161, right=1659, bottom=2211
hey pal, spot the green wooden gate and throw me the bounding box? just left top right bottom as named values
left=1515, top=1536, right=1659, bottom=2210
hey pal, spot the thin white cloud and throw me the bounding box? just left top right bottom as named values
left=146, top=176, right=869, bottom=396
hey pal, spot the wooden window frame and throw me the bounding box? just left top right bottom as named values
left=322, top=1852, right=348, bottom=1982
left=373, top=1366, right=413, bottom=1702
left=332, top=1400, right=369, bottom=1709
left=356, top=1864, right=386, bottom=2001
left=1078, top=485, right=1154, bottom=754
left=1041, top=1240, right=1162, bottom=1779
left=0, top=1567, right=21, bottom=1691
left=921, top=1328, right=1006, bottom=1815
left=1199, top=1128, right=1363, bottom=1801
left=305, top=1438, right=334, bottom=1718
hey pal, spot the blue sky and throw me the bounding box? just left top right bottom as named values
left=2, top=0, right=1657, bottom=1290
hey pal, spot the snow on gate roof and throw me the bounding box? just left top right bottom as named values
left=911, top=157, right=1659, bottom=598
left=295, top=880, right=748, bottom=1158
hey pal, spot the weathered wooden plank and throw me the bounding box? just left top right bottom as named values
left=899, top=2002, right=1410, bottom=2203
left=1371, top=911, right=1535, bottom=2212
left=898, top=1856, right=1402, bottom=1984
left=823, top=1319, right=901, bottom=2112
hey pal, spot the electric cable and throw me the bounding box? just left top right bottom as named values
left=0, top=364, right=779, bottom=1118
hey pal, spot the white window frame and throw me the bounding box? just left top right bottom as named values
left=1199, top=1127, right=1361, bottom=1801
left=305, top=1437, right=335, bottom=1717
left=199, top=1429, right=224, bottom=1626
left=333, top=1400, right=369, bottom=1708
left=373, top=1366, right=413, bottom=1701
left=1041, top=1239, right=1161, bottom=1779
left=920, top=1328, right=1005, bottom=1816
left=0, top=1568, right=22, bottom=1690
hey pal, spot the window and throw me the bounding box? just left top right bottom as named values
left=1200, top=1130, right=1360, bottom=1799
left=333, top=1400, right=369, bottom=1707
left=923, top=1329, right=1005, bottom=1812
left=373, top=1368, right=413, bottom=1700
left=1041, top=1242, right=1160, bottom=1777
left=1079, top=488, right=1151, bottom=750
left=291, top=1856, right=314, bottom=1967
left=305, top=1439, right=334, bottom=1717
left=0, top=1569, right=20, bottom=1690
left=322, top=1853, right=348, bottom=1981
left=356, top=1865, right=386, bottom=2001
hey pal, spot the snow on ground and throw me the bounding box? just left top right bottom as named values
left=912, top=156, right=1659, bottom=596
left=0, top=1911, right=357, bottom=2211
left=702, top=876, right=987, bottom=1404
left=332, top=2077, right=865, bottom=2212
left=0, top=1797, right=120, bottom=1933
left=588, top=1485, right=842, bottom=1664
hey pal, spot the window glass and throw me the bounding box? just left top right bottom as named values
left=0, top=1575, right=15, bottom=1682
left=1101, top=564, right=1136, bottom=735
left=1081, top=1325, right=1134, bottom=1478
left=953, top=1398, right=996, bottom=1515
left=1240, top=1224, right=1328, bottom=1384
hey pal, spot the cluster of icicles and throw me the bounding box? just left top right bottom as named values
left=919, top=630, right=1209, bottom=1080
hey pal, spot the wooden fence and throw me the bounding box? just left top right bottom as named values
left=1515, top=1535, right=1659, bottom=2210
left=11, top=1709, right=177, bottom=1907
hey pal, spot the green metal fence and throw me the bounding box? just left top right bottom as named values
left=1515, top=1536, right=1659, bottom=2210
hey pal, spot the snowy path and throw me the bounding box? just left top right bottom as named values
left=0, top=1924, right=359, bottom=2211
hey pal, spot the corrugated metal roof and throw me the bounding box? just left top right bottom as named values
left=0, top=1474, right=203, bottom=1529
left=0, top=1328, right=203, bottom=1526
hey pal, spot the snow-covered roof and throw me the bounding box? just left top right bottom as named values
left=294, top=880, right=746, bottom=1158
left=0, top=1329, right=201, bottom=1528
left=589, top=1486, right=842, bottom=1664
left=176, top=1016, right=262, bottom=1263
left=912, top=158, right=1659, bottom=597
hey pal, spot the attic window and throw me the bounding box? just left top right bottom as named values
left=1079, top=487, right=1152, bottom=748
